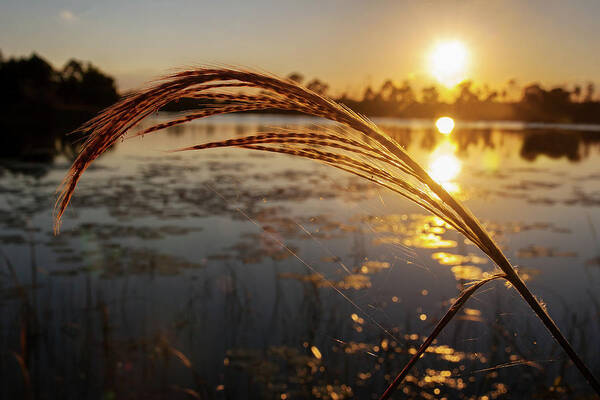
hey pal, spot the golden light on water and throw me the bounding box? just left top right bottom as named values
left=428, top=40, right=469, bottom=87
left=429, top=140, right=462, bottom=193
left=310, top=345, right=322, bottom=360
left=430, top=154, right=460, bottom=182
left=435, top=116, right=455, bottom=135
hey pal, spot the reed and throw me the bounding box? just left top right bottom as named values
left=53, top=67, right=600, bottom=397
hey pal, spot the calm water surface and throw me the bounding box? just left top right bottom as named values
left=1, top=114, right=600, bottom=399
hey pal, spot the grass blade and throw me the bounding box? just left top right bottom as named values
left=379, top=274, right=507, bottom=400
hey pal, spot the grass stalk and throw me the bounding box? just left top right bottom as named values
left=379, top=273, right=507, bottom=400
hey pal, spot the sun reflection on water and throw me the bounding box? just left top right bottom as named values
left=428, top=139, right=462, bottom=194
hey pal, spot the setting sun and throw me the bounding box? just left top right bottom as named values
left=435, top=116, right=455, bottom=135
left=428, top=40, right=469, bottom=87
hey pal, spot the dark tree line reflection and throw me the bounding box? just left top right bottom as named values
left=2, top=120, right=600, bottom=179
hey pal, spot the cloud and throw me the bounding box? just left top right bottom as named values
left=59, top=10, right=78, bottom=22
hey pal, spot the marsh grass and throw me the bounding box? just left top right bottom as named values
left=54, top=68, right=600, bottom=397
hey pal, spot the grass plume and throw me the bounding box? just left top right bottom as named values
left=54, top=67, right=600, bottom=396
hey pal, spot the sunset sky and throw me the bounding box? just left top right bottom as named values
left=2, top=0, right=599, bottom=95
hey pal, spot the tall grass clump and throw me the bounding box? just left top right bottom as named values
left=53, top=67, right=600, bottom=397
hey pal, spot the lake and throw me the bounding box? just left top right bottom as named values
left=1, top=114, right=599, bottom=399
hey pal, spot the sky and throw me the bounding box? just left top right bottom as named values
left=1, top=0, right=600, bottom=95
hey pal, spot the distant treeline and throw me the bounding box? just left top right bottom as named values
left=163, top=72, right=600, bottom=124
left=0, top=51, right=118, bottom=113
left=2, top=52, right=600, bottom=175
left=282, top=73, right=600, bottom=124
left=0, top=51, right=118, bottom=159
left=2, top=51, right=600, bottom=147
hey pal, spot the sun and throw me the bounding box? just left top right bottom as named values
left=428, top=40, right=469, bottom=88
left=435, top=116, right=455, bottom=135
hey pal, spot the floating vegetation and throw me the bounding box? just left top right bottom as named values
left=278, top=272, right=372, bottom=290
left=228, top=232, right=298, bottom=264
left=517, top=245, right=577, bottom=258
left=48, top=246, right=205, bottom=278
left=58, top=222, right=202, bottom=241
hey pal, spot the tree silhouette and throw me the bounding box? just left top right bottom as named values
left=58, top=59, right=118, bottom=107
left=585, top=82, right=595, bottom=102
left=287, top=72, right=304, bottom=85
left=362, top=86, right=376, bottom=102
left=572, top=85, right=582, bottom=102
left=0, top=51, right=120, bottom=161
left=421, top=86, right=439, bottom=105
left=306, top=78, right=329, bottom=96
